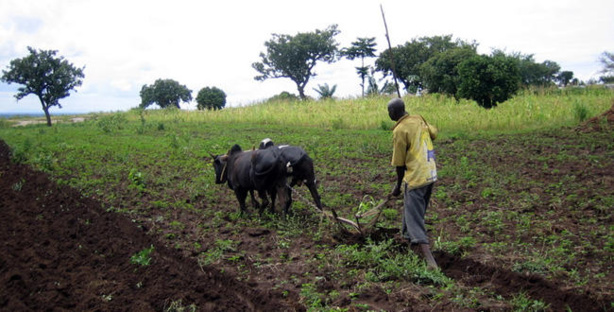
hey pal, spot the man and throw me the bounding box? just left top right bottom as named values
left=388, top=98, right=439, bottom=269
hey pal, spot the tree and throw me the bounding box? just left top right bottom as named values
left=1, top=46, right=84, bottom=126
left=457, top=53, right=521, bottom=108
left=252, top=24, right=340, bottom=100
left=313, top=83, right=337, bottom=99
left=140, top=79, right=192, bottom=109
left=556, top=71, right=574, bottom=87
left=599, top=51, right=614, bottom=81
left=196, top=86, right=226, bottom=110
left=341, top=37, right=377, bottom=97
left=419, top=46, right=477, bottom=97
left=509, top=51, right=561, bottom=87
left=375, top=35, right=477, bottom=93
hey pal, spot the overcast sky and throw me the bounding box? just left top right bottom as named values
left=1, top=0, right=613, bottom=114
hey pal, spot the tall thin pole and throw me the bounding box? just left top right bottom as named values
left=380, top=4, right=402, bottom=98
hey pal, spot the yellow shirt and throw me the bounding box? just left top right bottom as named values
left=391, top=114, right=438, bottom=189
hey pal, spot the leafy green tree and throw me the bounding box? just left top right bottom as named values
left=341, top=37, right=377, bottom=97
left=196, top=86, right=226, bottom=110
left=419, top=46, right=477, bottom=97
left=313, top=83, right=337, bottom=99
left=375, top=35, right=476, bottom=93
left=457, top=53, right=521, bottom=108
left=252, top=24, right=340, bottom=100
left=140, top=79, right=192, bottom=109
left=1, top=46, right=85, bottom=126
left=599, top=51, right=614, bottom=81
left=509, top=51, right=561, bottom=87
left=556, top=71, right=574, bottom=87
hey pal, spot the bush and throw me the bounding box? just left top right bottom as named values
left=96, top=114, right=127, bottom=133
left=196, top=86, right=226, bottom=110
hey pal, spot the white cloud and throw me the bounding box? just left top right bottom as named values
left=1, top=0, right=613, bottom=114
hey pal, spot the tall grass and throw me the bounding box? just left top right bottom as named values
left=119, top=86, right=613, bottom=136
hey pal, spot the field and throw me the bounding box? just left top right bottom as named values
left=1, top=88, right=614, bottom=311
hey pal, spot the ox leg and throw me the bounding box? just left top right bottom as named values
left=235, top=189, right=249, bottom=215
left=249, top=190, right=261, bottom=210
left=294, top=160, right=322, bottom=210
left=277, top=184, right=292, bottom=216
left=268, top=188, right=277, bottom=214
left=257, top=190, right=270, bottom=216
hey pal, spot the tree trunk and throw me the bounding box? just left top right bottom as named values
left=297, top=86, right=306, bottom=100
left=43, top=107, right=52, bottom=127
left=38, top=96, right=53, bottom=126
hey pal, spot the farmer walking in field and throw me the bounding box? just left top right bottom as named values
left=387, top=98, right=439, bottom=270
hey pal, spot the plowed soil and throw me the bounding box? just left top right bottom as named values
left=1, top=114, right=613, bottom=311
left=0, top=140, right=291, bottom=311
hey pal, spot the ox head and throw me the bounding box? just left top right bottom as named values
left=259, top=138, right=274, bottom=150
left=211, top=144, right=243, bottom=185
left=211, top=153, right=229, bottom=184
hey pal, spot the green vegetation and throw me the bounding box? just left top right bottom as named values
left=130, top=245, right=155, bottom=266
left=1, top=88, right=613, bottom=310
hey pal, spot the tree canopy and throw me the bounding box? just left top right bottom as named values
left=1, top=46, right=85, bottom=126
left=457, top=53, right=521, bottom=108
left=420, top=46, right=478, bottom=97
left=196, top=86, right=226, bottom=110
left=139, top=79, right=192, bottom=109
left=252, top=24, right=340, bottom=100
left=599, top=51, right=614, bottom=82
left=375, top=35, right=477, bottom=93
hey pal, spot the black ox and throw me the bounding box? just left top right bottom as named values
left=259, top=138, right=323, bottom=211
left=212, top=144, right=289, bottom=215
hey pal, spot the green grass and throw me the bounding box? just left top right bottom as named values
left=1, top=86, right=613, bottom=310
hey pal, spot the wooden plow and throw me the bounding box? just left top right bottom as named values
left=289, top=185, right=393, bottom=236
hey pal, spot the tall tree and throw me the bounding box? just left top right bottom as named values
left=419, top=46, right=477, bottom=97
left=599, top=51, right=614, bottom=80
left=556, top=71, right=574, bottom=87
left=508, top=51, right=561, bottom=87
left=341, top=37, right=377, bottom=97
left=457, top=53, right=521, bottom=108
left=1, top=47, right=85, bottom=126
left=375, top=35, right=476, bottom=93
left=139, top=79, right=192, bottom=109
left=252, top=24, right=340, bottom=100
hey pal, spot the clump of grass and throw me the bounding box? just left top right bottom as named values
left=510, top=292, right=549, bottom=311
left=335, top=238, right=452, bottom=286
left=96, top=113, right=127, bottom=133
left=573, top=101, right=589, bottom=122
left=165, top=299, right=197, bottom=312
left=130, top=245, right=155, bottom=266
left=0, top=119, right=12, bottom=129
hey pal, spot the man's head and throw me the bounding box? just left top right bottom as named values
left=387, top=98, right=407, bottom=121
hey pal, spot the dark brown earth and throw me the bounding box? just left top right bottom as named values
left=0, top=140, right=291, bottom=311
left=1, top=109, right=613, bottom=311
left=578, top=102, right=614, bottom=132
